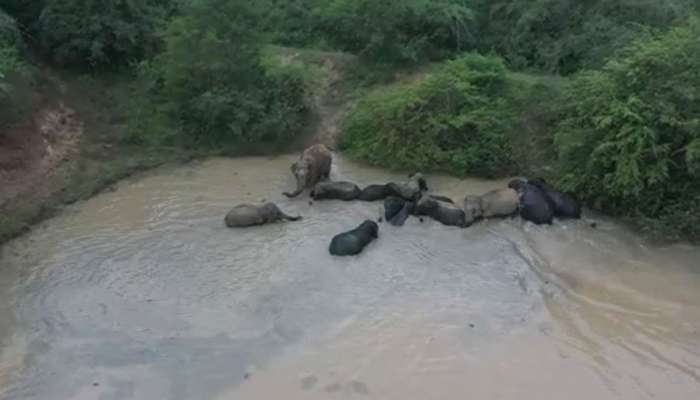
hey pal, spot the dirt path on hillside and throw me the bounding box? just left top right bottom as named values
left=0, top=104, right=82, bottom=209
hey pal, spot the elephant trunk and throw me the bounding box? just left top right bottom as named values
left=283, top=182, right=304, bottom=198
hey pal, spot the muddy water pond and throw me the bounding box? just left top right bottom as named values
left=1, top=155, right=699, bottom=400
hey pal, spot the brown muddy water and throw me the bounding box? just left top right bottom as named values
left=0, top=155, right=699, bottom=400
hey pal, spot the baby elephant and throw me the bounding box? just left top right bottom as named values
left=225, top=203, right=301, bottom=228
left=311, top=181, right=361, bottom=201
left=415, top=196, right=467, bottom=228
left=329, top=220, right=379, bottom=256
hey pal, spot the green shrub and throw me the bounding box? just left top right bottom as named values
left=35, top=0, right=172, bottom=67
left=341, top=53, right=517, bottom=177
left=129, top=0, right=309, bottom=148
left=316, top=0, right=474, bottom=64
left=555, top=18, right=700, bottom=240
left=1, top=0, right=45, bottom=30
left=1, top=9, right=32, bottom=129
left=477, top=0, right=696, bottom=74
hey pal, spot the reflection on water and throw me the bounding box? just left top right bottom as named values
left=0, top=155, right=699, bottom=400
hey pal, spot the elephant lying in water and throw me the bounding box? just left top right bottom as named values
left=415, top=196, right=467, bottom=228
left=462, top=188, right=519, bottom=225
left=359, top=184, right=394, bottom=202
left=225, top=203, right=301, bottom=228
left=284, top=144, right=332, bottom=198
left=311, top=181, right=361, bottom=201
left=528, top=178, right=581, bottom=219
left=329, top=220, right=379, bottom=256
left=387, top=173, right=428, bottom=201
left=384, top=197, right=415, bottom=226
left=509, top=179, right=554, bottom=225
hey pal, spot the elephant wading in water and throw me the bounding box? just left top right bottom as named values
left=478, top=188, right=519, bottom=219
left=415, top=196, right=467, bottom=228
left=225, top=203, right=301, bottom=228
left=329, top=220, right=379, bottom=256
left=284, top=144, right=332, bottom=198
left=311, top=181, right=361, bottom=201
left=509, top=179, right=554, bottom=225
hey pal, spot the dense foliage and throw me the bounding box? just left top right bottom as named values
left=35, top=0, right=172, bottom=67
left=476, top=0, right=696, bottom=74
left=1, top=9, right=31, bottom=129
left=341, top=54, right=516, bottom=177
left=129, top=0, right=309, bottom=147
left=315, top=0, right=474, bottom=64
left=555, top=18, right=700, bottom=239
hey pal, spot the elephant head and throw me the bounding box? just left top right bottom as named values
left=283, top=161, right=309, bottom=198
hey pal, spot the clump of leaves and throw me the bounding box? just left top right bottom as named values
left=128, top=0, right=309, bottom=148
left=555, top=17, right=700, bottom=240
left=341, top=53, right=516, bottom=177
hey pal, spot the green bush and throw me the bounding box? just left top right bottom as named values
left=340, top=53, right=517, bottom=177
left=555, top=18, right=700, bottom=240
left=1, top=0, right=45, bottom=30
left=129, top=0, right=309, bottom=148
left=35, top=0, right=172, bottom=67
left=316, top=0, right=474, bottom=64
left=477, top=0, right=696, bottom=74
left=1, top=9, right=32, bottom=129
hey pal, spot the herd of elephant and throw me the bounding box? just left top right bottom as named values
left=225, top=144, right=582, bottom=256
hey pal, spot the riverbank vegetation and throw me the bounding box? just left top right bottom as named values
left=1, top=0, right=699, bottom=241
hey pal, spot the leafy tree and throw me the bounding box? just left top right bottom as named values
left=316, top=0, right=474, bottom=64
left=35, top=0, right=173, bottom=66
left=1, top=9, right=31, bottom=129
left=341, top=53, right=516, bottom=177
left=476, top=0, right=696, bottom=74
left=555, top=18, right=700, bottom=239
left=130, top=0, right=308, bottom=147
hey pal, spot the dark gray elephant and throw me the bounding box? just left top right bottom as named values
left=509, top=179, right=554, bottom=225
left=283, top=144, right=332, bottom=198
left=479, top=188, right=519, bottom=218
left=387, top=173, right=428, bottom=201
left=311, top=181, right=361, bottom=201
left=359, top=184, right=393, bottom=201
left=225, top=203, right=301, bottom=228
left=528, top=178, right=581, bottom=219
left=383, top=197, right=415, bottom=226
left=415, top=196, right=467, bottom=228
left=463, top=195, right=483, bottom=225
left=329, top=220, right=379, bottom=256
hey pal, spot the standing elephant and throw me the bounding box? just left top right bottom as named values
left=509, top=180, right=554, bottom=225
left=283, top=144, right=332, bottom=198
left=225, top=203, right=301, bottom=228
left=415, top=196, right=467, bottom=228
left=528, top=178, right=582, bottom=219
left=311, top=181, right=361, bottom=201
left=329, top=220, right=379, bottom=256
left=479, top=188, right=519, bottom=218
